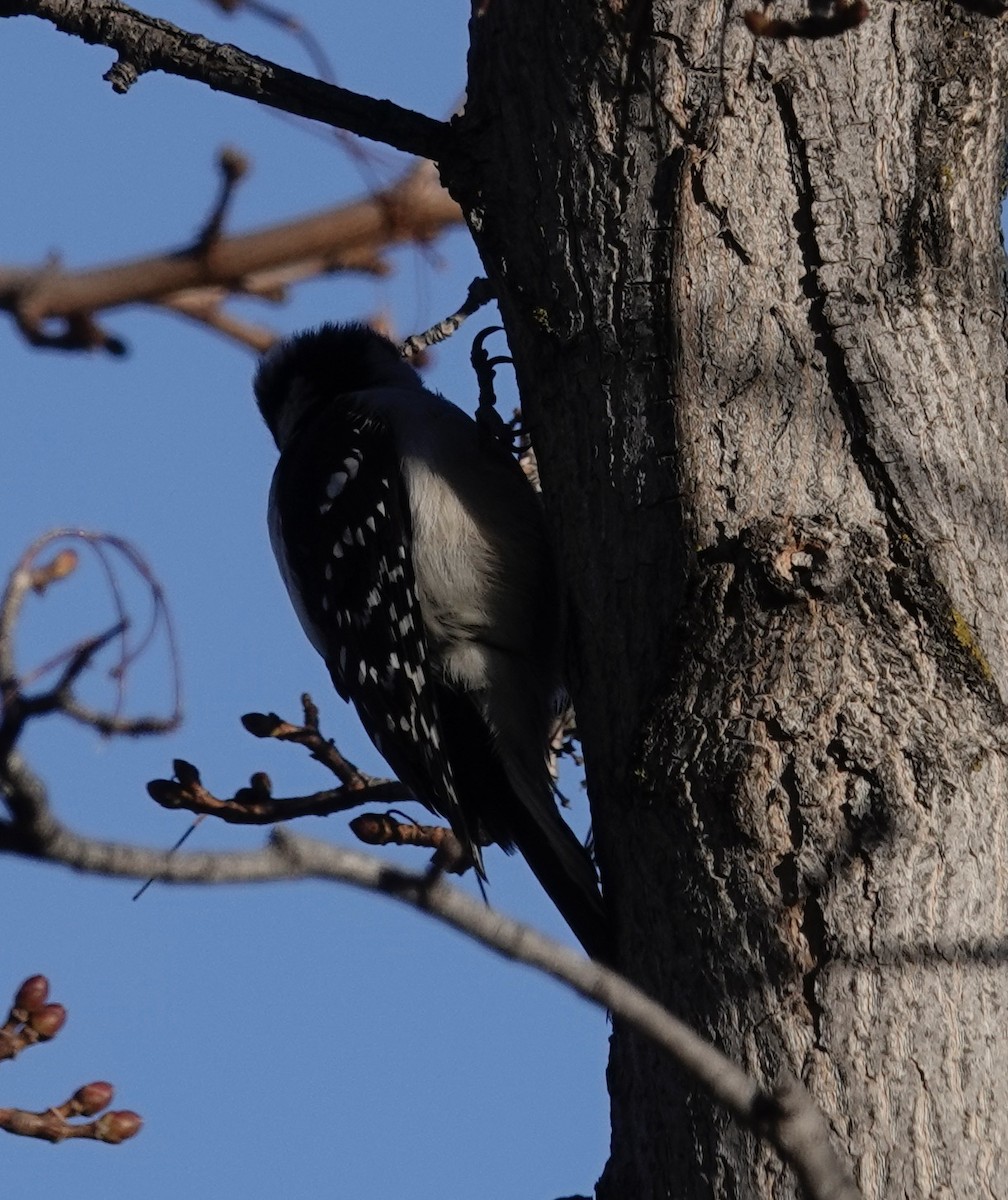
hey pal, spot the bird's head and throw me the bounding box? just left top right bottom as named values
left=254, top=323, right=422, bottom=450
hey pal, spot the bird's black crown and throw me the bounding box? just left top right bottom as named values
left=254, top=322, right=421, bottom=446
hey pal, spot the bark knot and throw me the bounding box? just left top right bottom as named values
left=742, top=517, right=850, bottom=603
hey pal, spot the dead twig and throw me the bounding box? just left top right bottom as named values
left=0, top=531, right=181, bottom=757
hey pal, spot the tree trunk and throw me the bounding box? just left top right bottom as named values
left=452, top=3, right=1008, bottom=1196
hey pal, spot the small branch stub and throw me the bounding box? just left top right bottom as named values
left=103, top=55, right=141, bottom=93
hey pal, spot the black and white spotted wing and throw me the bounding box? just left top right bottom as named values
left=267, top=394, right=477, bottom=864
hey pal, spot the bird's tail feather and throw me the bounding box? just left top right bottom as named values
left=434, top=685, right=613, bottom=963
left=434, top=686, right=614, bottom=964
left=498, top=760, right=613, bottom=964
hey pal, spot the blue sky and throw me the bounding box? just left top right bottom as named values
left=0, top=3, right=610, bottom=1197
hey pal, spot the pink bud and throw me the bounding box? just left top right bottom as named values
left=14, top=975, right=49, bottom=1014
left=94, top=1110, right=143, bottom=1143
left=73, top=1082, right=114, bottom=1116
left=28, top=1003, right=66, bottom=1040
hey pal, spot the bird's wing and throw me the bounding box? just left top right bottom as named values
left=268, top=396, right=482, bottom=869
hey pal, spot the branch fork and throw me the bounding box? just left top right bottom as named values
left=144, top=694, right=470, bottom=870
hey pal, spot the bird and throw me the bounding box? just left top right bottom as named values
left=254, top=322, right=611, bottom=961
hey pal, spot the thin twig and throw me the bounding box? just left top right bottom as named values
left=145, top=758, right=411, bottom=825
left=240, top=695, right=378, bottom=786
left=400, top=278, right=497, bottom=358
left=192, top=147, right=249, bottom=253
left=198, top=0, right=398, bottom=191
left=0, top=531, right=181, bottom=762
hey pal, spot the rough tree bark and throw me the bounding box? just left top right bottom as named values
left=449, top=3, right=1008, bottom=1197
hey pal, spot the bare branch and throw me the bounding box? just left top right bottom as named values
left=0, top=807, right=859, bottom=1200
left=0, top=0, right=451, bottom=161
left=19, top=621, right=128, bottom=717
left=143, top=695, right=415, bottom=825
left=0, top=160, right=462, bottom=354
left=134, top=695, right=477, bottom=899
